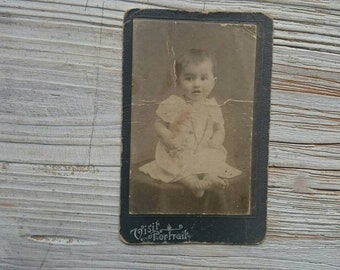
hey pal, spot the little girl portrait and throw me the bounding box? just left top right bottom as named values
left=129, top=19, right=256, bottom=214
left=122, top=11, right=272, bottom=244
left=139, top=49, right=241, bottom=197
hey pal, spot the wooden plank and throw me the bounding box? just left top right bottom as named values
left=0, top=0, right=339, bottom=269
left=0, top=164, right=338, bottom=237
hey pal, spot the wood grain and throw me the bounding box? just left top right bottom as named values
left=0, top=0, right=339, bottom=269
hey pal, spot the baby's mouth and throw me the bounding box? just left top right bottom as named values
left=192, top=90, right=202, bottom=94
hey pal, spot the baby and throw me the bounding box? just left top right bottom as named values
left=139, top=49, right=241, bottom=197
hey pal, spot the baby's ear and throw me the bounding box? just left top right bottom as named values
left=214, top=77, right=217, bottom=83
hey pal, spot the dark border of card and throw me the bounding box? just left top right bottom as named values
left=120, top=9, right=273, bottom=244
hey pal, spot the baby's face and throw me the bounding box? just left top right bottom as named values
left=177, top=60, right=216, bottom=102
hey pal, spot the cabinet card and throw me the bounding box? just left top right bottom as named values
left=120, top=9, right=273, bottom=244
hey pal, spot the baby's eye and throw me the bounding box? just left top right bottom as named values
left=201, top=76, right=209, bottom=81
left=184, top=77, right=193, bottom=81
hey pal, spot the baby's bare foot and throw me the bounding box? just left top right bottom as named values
left=222, top=179, right=230, bottom=189
left=190, top=179, right=210, bottom=198
left=180, top=176, right=210, bottom=198
left=204, top=174, right=228, bottom=189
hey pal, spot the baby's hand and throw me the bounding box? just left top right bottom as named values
left=165, top=137, right=184, bottom=158
left=168, top=147, right=182, bottom=158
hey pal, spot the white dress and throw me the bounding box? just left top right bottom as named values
left=139, top=95, right=241, bottom=183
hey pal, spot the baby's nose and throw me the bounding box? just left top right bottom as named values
left=193, top=78, right=201, bottom=87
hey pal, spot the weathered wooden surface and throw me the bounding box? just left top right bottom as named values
left=0, top=0, right=339, bottom=269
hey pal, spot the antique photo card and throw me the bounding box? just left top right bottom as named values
left=120, top=9, right=273, bottom=244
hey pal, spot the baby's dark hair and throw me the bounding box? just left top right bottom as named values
left=175, top=49, right=216, bottom=78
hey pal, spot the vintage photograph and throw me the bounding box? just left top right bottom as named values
left=128, top=18, right=257, bottom=215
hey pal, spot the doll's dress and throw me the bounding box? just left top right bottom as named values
left=139, top=95, right=241, bottom=183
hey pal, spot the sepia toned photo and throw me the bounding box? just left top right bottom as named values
left=128, top=18, right=257, bottom=215
left=120, top=9, right=272, bottom=244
